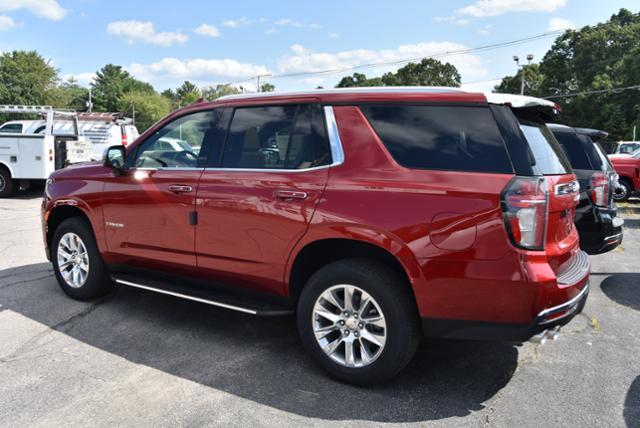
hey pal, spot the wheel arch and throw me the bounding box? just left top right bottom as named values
left=286, top=234, right=423, bottom=309
left=0, top=161, right=13, bottom=177
left=46, top=204, right=95, bottom=258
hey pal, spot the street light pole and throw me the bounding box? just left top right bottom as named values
left=513, top=54, right=534, bottom=95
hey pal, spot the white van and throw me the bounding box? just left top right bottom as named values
left=0, top=112, right=139, bottom=160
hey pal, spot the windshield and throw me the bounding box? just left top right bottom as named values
left=519, top=120, right=572, bottom=175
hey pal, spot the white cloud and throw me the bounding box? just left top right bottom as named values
left=277, top=42, right=489, bottom=82
left=107, top=20, right=188, bottom=47
left=0, top=0, right=66, bottom=20
left=458, top=0, right=567, bottom=17
left=328, top=32, right=339, bottom=39
left=194, top=23, right=221, bottom=38
left=222, top=17, right=253, bottom=28
left=275, top=18, right=322, bottom=29
left=129, top=57, right=269, bottom=85
left=265, top=27, right=276, bottom=35
left=547, top=17, right=574, bottom=31
left=0, top=14, right=15, bottom=30
left=62, top=72, right=96, bottom=87
left=434, top=15, right=475, bottom=25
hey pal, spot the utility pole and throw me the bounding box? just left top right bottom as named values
left=255, top=73, right=272, bottom=93
left=513, top=54, right=534, bottom=95
left=131, top=102, right=135, bottom=124
left=86, top=88, right=93, bottom=113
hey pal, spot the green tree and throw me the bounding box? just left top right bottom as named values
left=336, top=59, right=461, bottom=88
left=117, top=91, right=171, bottom=132
left=0, top=50, right=57, bottom=106
left=91, top=64, right=153, bottom=112
left=259, top=82, right=275, bottom=92
left=49, top=77, right=89, bottom=111
left=201, top=84, right=241, bottom=100
left=538, top=8, right=639, bottom=139
left=385, top=58, right=461, bottom=87
left=176, top=80, right=200, bottom=105
left=336, top=72, right=381, bottom=87
left=494, top=64, right=544, bottom=96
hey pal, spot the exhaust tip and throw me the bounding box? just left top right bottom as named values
left=530, top=326, right=561, bottom=344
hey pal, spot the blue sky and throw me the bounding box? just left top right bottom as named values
left=0, top=0, right=637, bottom=93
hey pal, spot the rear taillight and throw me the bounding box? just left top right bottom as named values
left=121, top=133, right=128, bottom=146
left=589, top=172, right=609, bottom=207
left=502, top=176, right=548, bottom=250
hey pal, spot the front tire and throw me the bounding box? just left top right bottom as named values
left=52, top=217, right=113, bottom=300
left=297, top=259, right=420, bottom=385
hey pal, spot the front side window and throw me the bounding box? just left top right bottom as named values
left=360, top=105, right=513, bottom=173
left=221, top=104, right=331, bottom=170
left=0, top=123, right=23, bottom=133
left=134, top=111, right=216, bottom=168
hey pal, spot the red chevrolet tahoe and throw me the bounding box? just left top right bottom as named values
left=42, top=88, right=590, bottom=384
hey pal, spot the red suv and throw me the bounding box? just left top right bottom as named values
left=42, top=88, right=590, bottom=384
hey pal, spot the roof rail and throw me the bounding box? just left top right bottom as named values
left=0, top=105, right=53, bottom=113
left=216, top=86, right=467, bottom=101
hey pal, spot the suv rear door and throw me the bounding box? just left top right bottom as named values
left=195, top=103, right=333, bottom=296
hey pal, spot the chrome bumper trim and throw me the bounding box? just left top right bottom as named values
left=537, top=282, right=590, bottom=325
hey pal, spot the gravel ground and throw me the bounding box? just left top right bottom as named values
left=0, top=190, right=638, bottom=427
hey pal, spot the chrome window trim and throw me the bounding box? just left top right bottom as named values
left=324, top=105, right=345, bottom=166
left=130, top=105, right=346, bottom=174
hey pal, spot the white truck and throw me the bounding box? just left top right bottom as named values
left=0, top=112, right=139, bottom=160
left=0, top=105, right=93, bottom=197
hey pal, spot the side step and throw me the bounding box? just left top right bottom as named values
left=112, top=274, right=294, bottom=316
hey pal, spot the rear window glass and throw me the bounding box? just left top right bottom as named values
left=519, top=121, right=571, bottom=175
left=553, top=132, right=592, bottom=170
left=594, top=142, right=614, bottom=171
left=360, top=105, right=513, bottom=173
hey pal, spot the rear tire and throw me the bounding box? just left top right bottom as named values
left=52, top=217, right=113, bottom=300
left=0, top=167, right=14, bottom=198
left=297, top=259, right=421, bottom=385
left=613, top=180, right=632, bottom=202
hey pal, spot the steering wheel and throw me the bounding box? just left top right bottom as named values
left=175, top=150, right=198, bottom=165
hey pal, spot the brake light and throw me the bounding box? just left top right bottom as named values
left=589, top=172, right=609, bottom=207
left=502, top=176, right=548, bottom=250
left=121, top=132, right=128, bottom=146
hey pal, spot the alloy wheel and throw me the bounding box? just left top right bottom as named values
left=57, top=232, right=90, bottom=288
left=312, top=284, right=387, bottom=368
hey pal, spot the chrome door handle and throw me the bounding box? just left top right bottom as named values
left=168, top=184, right=193, bottom=194
left=273, top=190, right=308, bottom=200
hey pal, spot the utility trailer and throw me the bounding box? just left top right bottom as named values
left=0, top=105, right=93, bottom=197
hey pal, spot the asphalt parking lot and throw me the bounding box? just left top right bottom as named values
left=0, top=190, right=639, bottom=427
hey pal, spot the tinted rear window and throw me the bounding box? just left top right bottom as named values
left=519, top=121, right=571, bottom=175
left=360, top=105, right=513, bottom=173
left=553, top=132, right=592, bottom=170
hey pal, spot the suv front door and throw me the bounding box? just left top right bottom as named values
left=102, top=110, right=218, bottom=271
left=195, top=104, right=334, bottom=295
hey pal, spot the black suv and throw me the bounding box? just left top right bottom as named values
left=549, top=124, right=623, bottom=254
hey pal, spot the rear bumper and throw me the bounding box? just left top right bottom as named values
left=422, top=281, right=589, bottom=342
left=420, top=250, right=591, bottom=342
left=576, top=205, right=623, bottom=255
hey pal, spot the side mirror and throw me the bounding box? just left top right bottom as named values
left=103, top=145, right=127, bottom=174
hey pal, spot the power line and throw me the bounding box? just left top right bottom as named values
left=544, top=85, right=640, bottom=99
left=225, top=29, right=567, bottom=86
